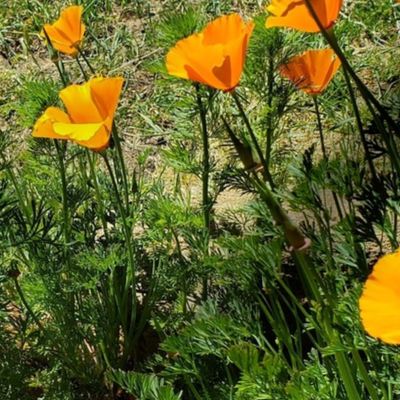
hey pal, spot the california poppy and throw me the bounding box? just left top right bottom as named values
left=166, top=13, right=254, bottom=91
left=266, top=0, right=343, bottom=33
left=42, top=5, right=85, bottom=56
left=279, top=49, right=341, bottom=95
left=359, top=250, right=400, bottom=344
left=33, top=77, right=124, bottom=151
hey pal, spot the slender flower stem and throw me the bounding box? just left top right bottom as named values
left=86, top=151, right=109, bottom=240
left=351, top=349, right=380, bottom=400
left=77, top=47, right=96, bottom=75
left=313, top=96, right=344, bottom=220
left=103, top=153, right=136, bottom=286
left=361, top=89, right=400, bottom=175
left=195, top=84, right=211, bottom=301
left=292, top=251, right=323, bottom=303
left=195, top=85, right=211, bottom=231
left=55, top=141, right=70, bottom=245
left=102, top=153, right=136, bottom=357
left=334, top=350, right=362, bottom=400
left=184, top=376, right=204, bottom=400
left=341, top=68, right=379, bottom=182
left=265, top=56, right=275, bottom=167
left=313, top=97, right=328, bottom=158
left=232, top=91, right=275, bottom=189
left=55, top=60, right=69, bottom=87
left=76, top=55, right=89, bottom=81
left=74, top=50, right=130, bottom=215
left=4, top=165, right=30, bottom=219
left=112, top=125, right=130, bottom=213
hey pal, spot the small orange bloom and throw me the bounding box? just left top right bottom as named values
left=33, top=77, right=124, bottom=151
left=266, top=0, right=343, bottom=33
left=42, top=5, right=85, bottom=56
left=279, top=49, right=341, bottom=95
left=359, top=250, right=400, bottom=344
left=166, top=13, right=254, bottom=91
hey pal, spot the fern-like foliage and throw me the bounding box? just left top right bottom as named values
left=109, top=369, right=182, bottom=400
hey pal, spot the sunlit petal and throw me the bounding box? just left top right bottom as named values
left=360, top=250, right=400, bottom=344
left=42, top=6, right=85, bottom=56
left=279, top=49, right=341, bottom=95
left=33, top=107, right=71, bottom=139
left=166, top=13, right=254, bottom=91
left=266, top=0, right=343, bottom=33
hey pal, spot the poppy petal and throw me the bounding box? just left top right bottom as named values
left=359, top=251, right=400, bottom=344
left=42, top=6, right=85, bottom=55
left=266, top=0, right=343, bottom=33
left=53, top=121, right=104, bottom=141
left=33, top=107, right=71, bottom=139
left=279, top=49, right=341, bottom=95
left=166, top=13, right=254, bottom=91
left=59, top=82, right=103, bottom=123
left=89, top=77, right=124, bottom=121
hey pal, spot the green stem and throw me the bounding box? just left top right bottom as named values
left=55, top=141, right=70, bottom=245
left=334, top=350, right=362, bottom=400
left=102, top=154, right=136, bottom=360
left=313, top=97, right=328, bottom=158
left=351, top=349, right=380, bottom=400
left=55, top=60, right=69, bottom=87
left=103, top=152, right=135, bottom=279
left=112, top=125, right=130, bottom=213
left=77, top=47, right=96, bottom=75
left=76, top=55, right=89, bottom=81
left=195, top=84, right=211, bottom=301
left=341, top=68, right=379, bottom=182
left=360, top=88, right=400, bottom=175
left=5, top=166, right=30, bottom=219
left=257, top=294, right=301, bottom=368
left=14, top=276, right=43, bottom=330
left=87, top=151, right=109, bottom=240
left=313, top=96, right=344, bottom=220
left=292, top=251, right=323, bottom=303
left=184, top=376, right=203, bottom=400
left=172, top=228, right=188, bottom=315
left=195, top=85, right=211, bottom=231
left=265, top=55, right=275, bottom=167
left=232, top=91, right=275, bottom=189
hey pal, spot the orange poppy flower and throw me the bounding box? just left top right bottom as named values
left=33, top=77, right=124, bottom=151
left=166, top=13, right=254, bottom=91
left=359, top=250, right=400, bottom=344
left=266, top=0, right=343, bottom=33
left=42, top=5, right=85, bottom=56
left=279, top=49, right=341, bottom=95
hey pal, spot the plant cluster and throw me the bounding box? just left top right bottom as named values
left=1, top=0, right=400, bottom=399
